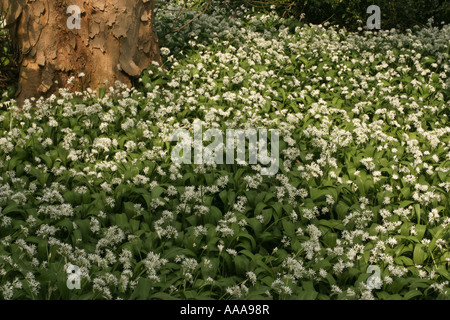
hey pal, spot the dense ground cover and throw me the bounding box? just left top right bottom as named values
left=0, top=1, right=449, bottom=300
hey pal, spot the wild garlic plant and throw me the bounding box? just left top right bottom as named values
left=0, top=0, right=448, bottom=300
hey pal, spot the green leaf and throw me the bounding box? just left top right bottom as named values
left=322, top=232, right=337, bottom=247
left=39, top=154, right=53, bottom=168
left=281, top=220, right=295, bottom=237
left=149, top=292, right=180, bottom=300
left=2, top=203, right=25, bottom=215
left=99, top=87, right=106, bottom=99
left=319, top=219, right=344, bottom=230
left=151, top=186, right=165, bottom=199
left=297, top=281, right=318, bottom=300
left=219, top=190, right=228, bottom=205
left=415, top=224, right=427, bottom=241
left=335, top=202, right=349, bottom=220
left=130, top=278, right=153, bottom=300
left=414, top=204, right=421, bottom=223
left=403, top=290, right=423, bottom=300
left=234, top=255, right=249, bottom=275
left=255, top=202, right=267, bottom=215
left=115, top=213, right=128, bottom=229
left=413, top=244, right=427, bottom=265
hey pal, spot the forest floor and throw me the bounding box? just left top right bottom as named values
left=0, top=2, right=449, bottom=300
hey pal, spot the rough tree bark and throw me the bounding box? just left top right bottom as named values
left=0, top=0, right=162, bottom=104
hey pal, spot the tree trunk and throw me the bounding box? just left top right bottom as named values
left=1, top=0, right=162, bottom=104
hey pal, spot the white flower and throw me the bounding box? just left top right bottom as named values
left=160, top=47, right=170, bottom=55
